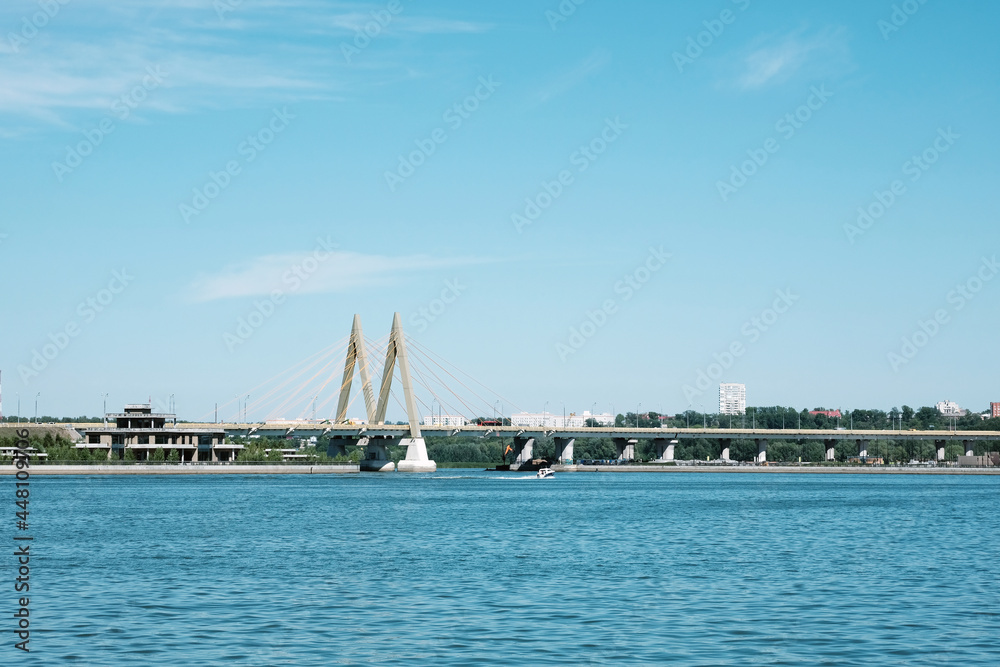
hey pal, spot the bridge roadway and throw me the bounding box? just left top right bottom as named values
left=52, top=422, right=1000, bottom=464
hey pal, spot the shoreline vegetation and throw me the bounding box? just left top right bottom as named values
left=3, top=402, right=1000, bottom=469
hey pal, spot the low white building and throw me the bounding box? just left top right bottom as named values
left=422, top=414, right=467, bottom=427
left=510, top=411, right=613, bottom=428
left=935, top=400, right=966, bottom=417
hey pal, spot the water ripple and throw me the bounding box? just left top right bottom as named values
left=16, top=472, right=1000, bottom=665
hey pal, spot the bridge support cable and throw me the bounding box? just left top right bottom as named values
left=404, top=339, right=525, bottom=421
left=406, top=352, right=488, bottom=423
left=246, top=340, right=348, bottom=421
left=267, top=350, right=344, bottom=422
left=196, top=338, right=347, bottom=422
left=404, top=338, right=526, bottom=417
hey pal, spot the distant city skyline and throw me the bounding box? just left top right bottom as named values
left=2, top=1, right=999, bottom=420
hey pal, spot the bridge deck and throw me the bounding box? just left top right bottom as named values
left=26, top=422, right=1000, bottom=442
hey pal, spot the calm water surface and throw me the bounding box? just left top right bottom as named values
left=16, top=472, right=1000, bottom=665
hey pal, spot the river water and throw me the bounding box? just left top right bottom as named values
left=19, top=471, right=1000, bottom=664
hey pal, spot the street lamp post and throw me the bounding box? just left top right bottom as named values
left=34, top=392, right=39, bottom=424
left=543, top=401, right=549, bottom=428
left=637, top=403, right=641, bottom=428
left=16, top=393, right=20, bottom=425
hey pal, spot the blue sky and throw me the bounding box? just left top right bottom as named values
left=2, top=0, right=999, bottom=421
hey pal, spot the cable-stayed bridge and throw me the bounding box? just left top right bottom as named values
left=161, top=314, right=1000, bottom=471
left=48, top=313, right=1000, bottom=471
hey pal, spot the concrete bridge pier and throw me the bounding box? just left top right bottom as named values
left=327, top=436, right=361, bottom=459
left=857, top=439, right=869, bottom=459
left=512, top=436, right=535, bottom=470
left=555, top=437, right=575, bottom=464
left=396, top=437, right=436, bottom=472
left=719, top=438, right=731, bottom=461
left=964, top=440, right=974, bottom=457
left=653, top=438, right=676, bottom=462
left=360, top=439, right=395, bottom=472
left=935, top=440, right=946, bottom=462
left=614, top=438, right=637, bottom=462
left=824, top=440, right=836, bottom=461
left=755, top=439, right=768, bottom=464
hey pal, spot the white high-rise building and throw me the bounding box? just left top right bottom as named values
left=719, top=383, right=746, bottom=415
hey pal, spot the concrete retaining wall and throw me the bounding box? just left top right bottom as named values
left=2, top=464, right=359, bottom=475
left=555, top=464, right=1000, bottom=475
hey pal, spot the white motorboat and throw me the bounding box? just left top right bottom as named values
left=536, top=468, right=554, bottom=478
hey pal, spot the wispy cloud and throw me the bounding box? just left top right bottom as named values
left=533, top=49, right=612, bottom=105
left=0, top=47, right=327, bottom=124
left=0, top=1, right=489, bottom=127
left=396, top=17, right=490, bottom=34
left=737, top=26, right=851, bottom=90
left=322, top=13, right=490, bottom=35
left=189, top=249, right=488, bottom=302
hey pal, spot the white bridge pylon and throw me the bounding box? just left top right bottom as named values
left=335, top=313, right=435, bottom=473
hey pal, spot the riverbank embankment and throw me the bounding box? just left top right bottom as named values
left=2, top=464, right=359, bottom=475
left=554, top=464, right=1000, bottom=475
